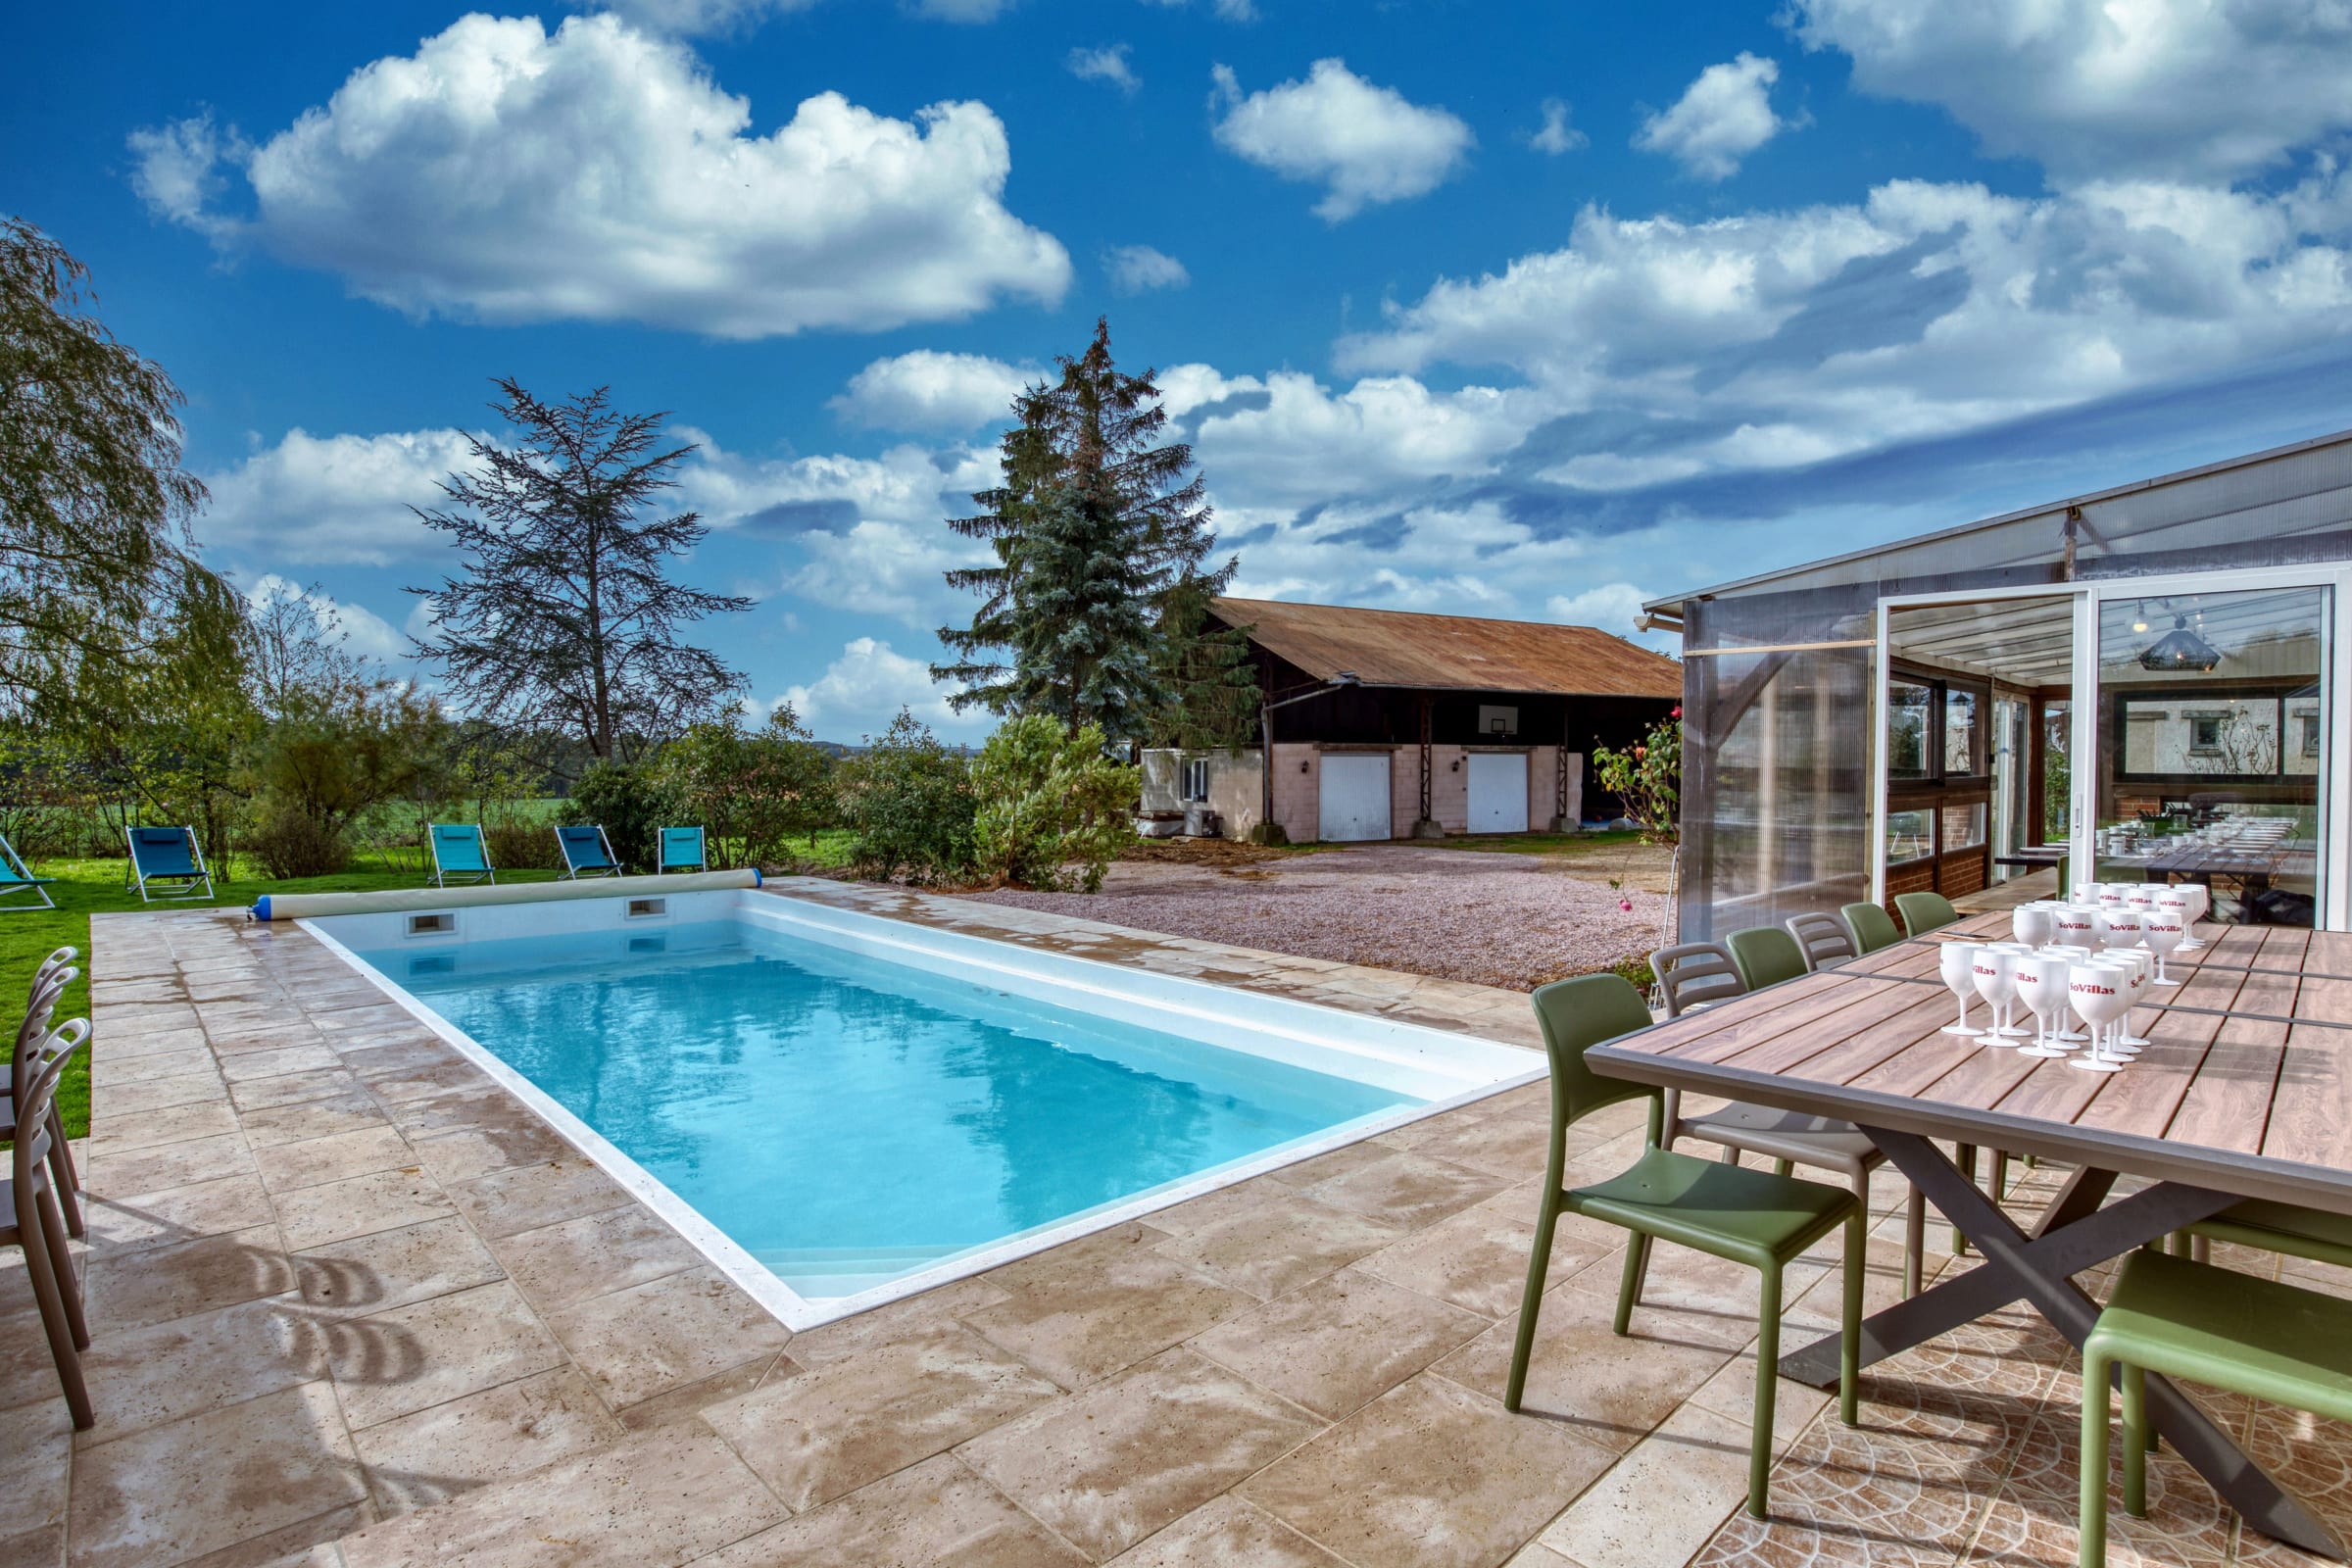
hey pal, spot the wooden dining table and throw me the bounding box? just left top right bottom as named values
left=1587, top=910, right=2352, bottom=1554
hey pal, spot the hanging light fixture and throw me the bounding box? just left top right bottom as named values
left=2131, top=601, right=2149, bottom=634
left=2138, top=612, right=2221, bottom=672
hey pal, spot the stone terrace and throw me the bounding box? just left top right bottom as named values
left=3, top=882, right=2349, bottom=1566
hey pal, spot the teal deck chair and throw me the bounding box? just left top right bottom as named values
left=124, top=826, right=213, bottom=904
left=658, top=827, right=707, bottom=875
left=0, top=833, right=57, bottom=912
left=427, top=823, right=496, bottom=888
left=555, top=825, right=622, bottom=879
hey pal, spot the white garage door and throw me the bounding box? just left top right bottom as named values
left=1467, top=753, right=1530, bottom=834
left=1317, top=754, right=1392, bottom=842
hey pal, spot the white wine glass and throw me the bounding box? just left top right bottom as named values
left=1939, top=943, right=1984, bottom=1037
left=2067, top=961, right=2132, bottom=1075
left=1974, top=949, right=2026, bottom=1041
left=2143, top=909, right=2185, bottom=986
left=2013, top=952, right=2073, bottom=1058
left=2012, top=906, right=2055, bottom=948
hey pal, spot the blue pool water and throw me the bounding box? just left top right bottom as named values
left=357, top=920, right=1418, bottom=1298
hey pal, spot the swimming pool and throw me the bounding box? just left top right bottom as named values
left=307, top=889, right=1539, bottom=1327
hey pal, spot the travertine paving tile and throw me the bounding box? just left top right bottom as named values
left=964, top=1240, right=1255, bottom=1390
left=1436, top=1300, right=1735, bottom=1455
left=78, top=1294, right=326, bottom=1439
left=88, top=1045, right=211, bottom=1087
left=66, top=1381, right=368, bottom=1568
left=444, top=1155, right=635, bottom=1240
left=85, top=1098, right=240, bottom=1154
left=779, top=1275, right=1011, bottom=1367
left=85, top=1225, right=294, bottom=1334
left=1104, top=1494, right=1349, bottom=1566
left=254, top=1125, right=417, bottom=1195
left=237, top=1090, right=394, bottom=1150
left=702, top=1323, right=1064, bottom=1510
left=327, top=1279, right=566, bottom=1429
left=226, top=1066, right=364, bottom=1113
left=1356, top=1188, right=1618, bottom=1318
left=1537, top=1398, right=1766, bottom=1568
left=333, top=1423, right=786, bottom=1568
left=701, top=1453, right=1086, bottom=1568
left=350, top=1365, right=624, bottom=1518
left=294, top=1213, right=506, bottom=1317
left=407, top=1117, right=574, bottom=1184
left=1191, top=1268, right=1488, bottom=1420
left=81, top=1172, right=276, bottom=1252
left=1149, top=1180, right=1408, bottom=1300
left=958, top=1346, right=1320, bottom=1561
left=1297, top=1148, right=1511, bottom=1231
left=86, top=1131, right=255, bottom=1199
left=1242, top=1372, right=1615, bottom=1568
left=272, top=1166, right=452, bottom=1251
left=0, top=1394, right=73, bottom=1559
left=216, top=1044, right=343, bottom=1083
left=542, top=1264, right=792, bottom=1410
left=486, top=1200, right=700, bottom=1311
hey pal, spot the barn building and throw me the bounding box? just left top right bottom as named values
left=1138, top=597, right=1684, bottom=843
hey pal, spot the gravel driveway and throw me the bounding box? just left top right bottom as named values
left=964, top=843, right=1673, bottom=991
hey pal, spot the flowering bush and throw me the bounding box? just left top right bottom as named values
left=1592, top=707, right=1682, bottom=845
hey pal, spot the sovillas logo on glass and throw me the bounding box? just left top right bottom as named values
left=2070, top=979, right=2118, bottom=997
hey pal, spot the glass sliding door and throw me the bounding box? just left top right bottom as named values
left=2092, top=586, right=2330, bottom=926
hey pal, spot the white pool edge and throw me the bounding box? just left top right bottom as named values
left=298, top=890, right=1544, bottom=1332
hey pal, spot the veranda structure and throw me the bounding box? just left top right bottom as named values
left=1644, top=429, right=2352, bottom=941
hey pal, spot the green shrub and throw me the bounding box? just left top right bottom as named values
left=482, top=818, right=560, bottom=870
left=246, top=807, right=351, bottom=879
left=971, top=714, right=1137, bottom=893
left=658, top=704, right=836, bottom=869
left=836, top=710, right=976, bottom=884
left=560, top=761, right=676, bottom=872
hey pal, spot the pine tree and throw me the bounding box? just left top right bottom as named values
left=409, top=380, right=752, bottom=763
left=935, top=318, right=1237, bottom=745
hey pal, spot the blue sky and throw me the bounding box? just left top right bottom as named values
left=10, top=0, right=2352, bottom=742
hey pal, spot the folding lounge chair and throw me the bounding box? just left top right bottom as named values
left=0, top=833, right=57, bottom=912
left=658, top=826, right=707, bottom=875
left=555, top=824, right=622, bottom=879
left=427, top=823, right=496, bottom=888
left=124, top=826, right=214, bottom=904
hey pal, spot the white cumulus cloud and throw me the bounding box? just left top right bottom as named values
left=1105, top=244, right=1190, bottom=293
left=201, top=427, right=480, bottom=566
left=242, top=574, right=412, bottom=665
left=1530, top=98, right=1588, bottom=156
left=1210, top=59, right=1473, bottom=220
left=1635, top=53, right=1794, bottom=180
left=829, top=352, right=1032, bottom=433
left=781, top=637, right=972, bottom=737
left=576, top=0, right=816, bottom=34
left=1545, top=583, right=1653, bottom=639
left=129, top=14, right=1069, bottom=339
left=1067, top=43, right=1139, bottom=92
left=1791, top=0, right=2352, bottom=183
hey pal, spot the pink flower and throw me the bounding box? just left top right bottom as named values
left=1619, top=898, right=1633, bottom=912
left=1634, top=745, right=1646, bottom=759
left=1671, top=706, right=1683, bottom=719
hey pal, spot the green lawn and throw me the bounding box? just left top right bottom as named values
left=2, top=858, right=575, bottom=1140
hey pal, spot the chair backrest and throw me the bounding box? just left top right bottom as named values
left=127, top=826, right=199, bottom=875
left=14, top=965, right=74, bottom=1096
left=660, top=827, right=706, bottom=871
left=0, top=833, right=37, bottom=885
left=1649, top=942, right=1746, bottom=1019
left=1528, top=974, right=1661, bottom=1135
left=1786, top=911, right=1857, bottom=972
left=28, top=947, right=75, bottom=1000
left=1841, top=902, right=1902, bottom=954
left=13, top=1018, right=85, bottom=1193
left=430, top=823, right=491, bottom=872
left=1892, top=891, right=1960, bottom=938
left=556, top=825, right=615, bottom=870
left=1726, top=925, right=1808, bottom=991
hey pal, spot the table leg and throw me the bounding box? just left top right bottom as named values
left=1778, top=1129, right=2341, bottom=1557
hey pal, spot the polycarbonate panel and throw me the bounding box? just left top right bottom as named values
left=1680, top=605, right=1872, bottom=940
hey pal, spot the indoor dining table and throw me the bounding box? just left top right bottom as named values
left=1587, top=911, right=2352, bottom=1554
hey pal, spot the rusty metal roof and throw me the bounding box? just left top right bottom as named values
left=1210, top=597, right=1683, bottom=698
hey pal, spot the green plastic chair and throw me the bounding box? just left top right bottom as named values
left=1840, top=902, right=1902, bottom=955
left=1507, top=973, right=1864, bottom=1519
left=2175, top=1197, right=2352, bottom=1268
left=2079, top=1250, right=2352, bottom=1567
left=1726, top=926, right=1808, bottom=991
left=1891, top=891, right=1959, bottom=938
